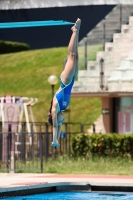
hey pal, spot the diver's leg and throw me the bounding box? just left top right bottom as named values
left=68, top=18, right=81, bottom=54
left=61, top=18, right=81, bottom=84
left=74, top=26, right=79, bottom=78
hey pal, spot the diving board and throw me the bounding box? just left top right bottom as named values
left=0, top=20, right=74, bottom=29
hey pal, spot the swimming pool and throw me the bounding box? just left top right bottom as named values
left=2, top=191, right=133, bottom=200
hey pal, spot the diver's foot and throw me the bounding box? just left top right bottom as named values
left=75, top=18, right=81, bottom=30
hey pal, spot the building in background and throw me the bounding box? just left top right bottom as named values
left=72, top=4, right=133, bottom=134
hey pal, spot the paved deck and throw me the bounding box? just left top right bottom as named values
left=1, top=173, right=133, bottom=194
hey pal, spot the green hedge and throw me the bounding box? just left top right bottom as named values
left=72, top=133, right=133, bottom=158
left=0, top=40, right=29, bottom=54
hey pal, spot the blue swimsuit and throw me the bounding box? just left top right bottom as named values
left=55, top=76, right=74, bottom=111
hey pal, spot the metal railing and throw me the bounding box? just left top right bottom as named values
left=0, top=121, right=95, bottom=173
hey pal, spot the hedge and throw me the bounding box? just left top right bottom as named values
left=72, top=133, right=133, bottom=158
left=0, top=40, right=29, bottom=54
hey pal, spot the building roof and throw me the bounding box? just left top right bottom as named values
left=0, top=0, right=133, bottom=10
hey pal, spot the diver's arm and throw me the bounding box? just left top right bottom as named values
left=52, top=107, right=58, bottom=144
left=57, top=114, right=65, bottom=140
left=57, top=123, right=62, bottom=140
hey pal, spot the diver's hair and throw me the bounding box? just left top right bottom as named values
left=48, top=100, right=53, bottom=125
left=48, top=112, right=53, bottom=125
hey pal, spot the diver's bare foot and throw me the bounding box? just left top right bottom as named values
left=75, top=18, right=81, bottom=30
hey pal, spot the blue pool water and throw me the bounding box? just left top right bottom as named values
left=2, top=192, right=133, bottom=200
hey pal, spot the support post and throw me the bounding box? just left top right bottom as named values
left=51, top=85, right=55, bottom=98
left=84, top=37, right=88, bottom=70
left=10, top=151, right=15, bottom=173
left=100, top=58, right=104, bottom=90
left=40, top=132, right=43, bottom=173
left=6, top=134, right=9, bottom=172
left=120, top=4, right=122, bottom=32
left=103, top=18, right=105, bottom=51
left=45, top=123, right=49, bottom=162
left=92, top=124, right=96, bottom=133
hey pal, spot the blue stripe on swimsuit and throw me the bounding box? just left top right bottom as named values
left=55, top=76, right=75, bottom=111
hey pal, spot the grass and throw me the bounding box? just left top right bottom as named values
left=0, top=45, right=102, bottom=125
left=42, top=156, right=133, bottom=175
left=6, top=156, right=133, bottom=175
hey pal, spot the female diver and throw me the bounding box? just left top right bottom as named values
left=48, top=18, right=81, bottom=146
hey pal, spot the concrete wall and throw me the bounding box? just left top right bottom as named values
left=0, top=0, right=131, bottom=10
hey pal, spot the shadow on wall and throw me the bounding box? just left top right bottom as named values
left=0, top=5, right=116, bottom=49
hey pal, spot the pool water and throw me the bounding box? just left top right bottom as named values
left=2, top=192, right=133, bottom=200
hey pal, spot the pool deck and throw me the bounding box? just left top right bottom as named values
left=1, top=173, right=133, bottom=195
